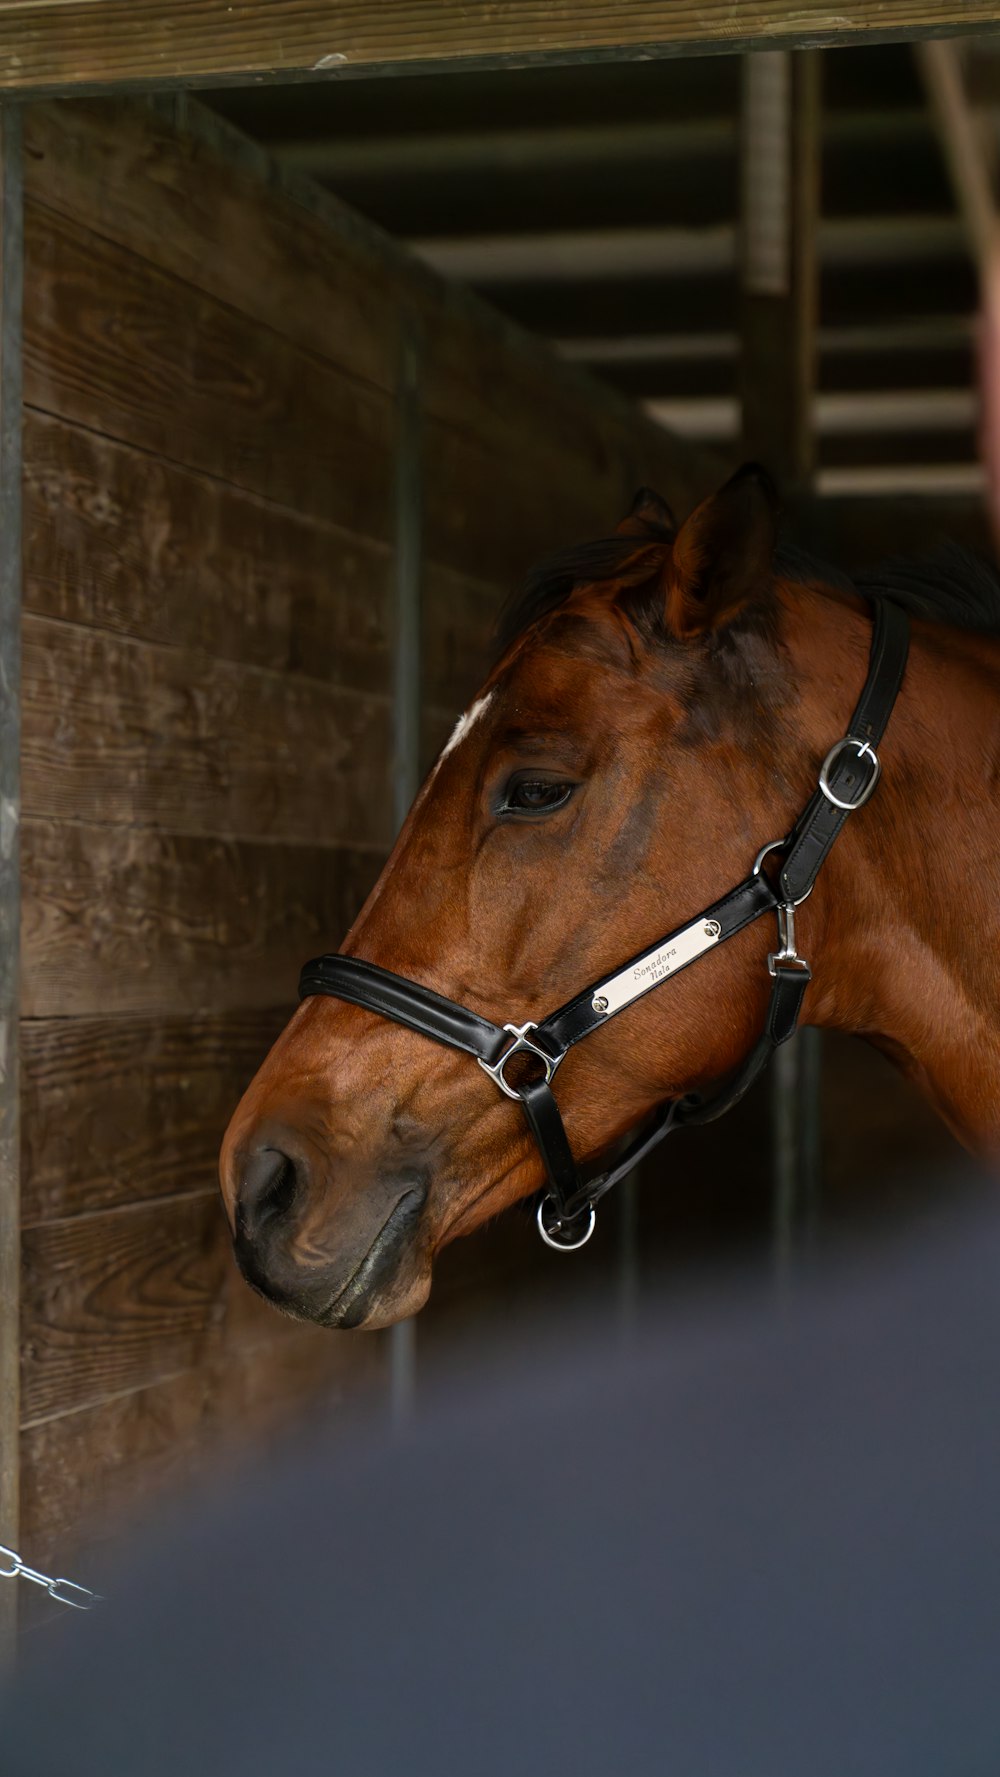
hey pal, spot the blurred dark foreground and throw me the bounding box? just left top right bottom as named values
left=3, top=1189, right=1000, bottom=1777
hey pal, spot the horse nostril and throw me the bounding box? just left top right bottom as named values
left=238, top=1147, right=302, bottom=1235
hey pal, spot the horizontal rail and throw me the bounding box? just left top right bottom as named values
left=0, top=3, right=999, bottom=99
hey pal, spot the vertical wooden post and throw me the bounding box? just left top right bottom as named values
left=0, top=103, right=23, bottom=1660
left=740, top=52, right=823, bottom=1261
left=740, top=50, right=821, bottom=491
left=389, top=314, right=422, bottom=1424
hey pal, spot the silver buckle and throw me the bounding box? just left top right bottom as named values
left=478, top=1022, right=559, bottom=1102
left=818, top=736, right=880, bottom=811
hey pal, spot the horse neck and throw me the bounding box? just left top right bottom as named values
left=784, top=581, right=1000, bottom=1152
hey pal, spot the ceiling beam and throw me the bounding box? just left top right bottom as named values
left=412, top=216, right=964, bottom=285
left=273, top=107, right=933, bottom=180
left=0, top=2, right=999, bottom=99
left=645, top=388, right=978, bottom=442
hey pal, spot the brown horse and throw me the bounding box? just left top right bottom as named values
left=220, top=464, right=1000, bottom=1328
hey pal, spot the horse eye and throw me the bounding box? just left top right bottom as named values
left=503, top=778, right=575, bottom=815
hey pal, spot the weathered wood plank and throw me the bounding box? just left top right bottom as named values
left=21, top=821, right=381, bottom=1019
left=22, top=195, right=665, bottom=587
left=422, top=414, right=625, bottom=587
left=422, top=565, right=501, bottom=715
left=0, top=103, right=24, bottom=1659
left=24, top=410, right=392, bottom=689
left=0, top=3, right=997, bottom=97
left=22, top=99, right=719, bottom=513
left=23, top=406, right=495, bottom=740
left=21, top=1193, right=229, bottom=1421
left=22, top=99, right=398, bottom=393
left=418, top=300, right=718, bottom=515
left=20, top=99, right=713, bottom=536
left=20, top=1011, right=287, bottom=1225
left=20, top=1322, right=384, bottom=1572
left=23, top=195, right=395, bottom=532
left=21, top=614, right=394, bottom=847
left=22, top=1184, right=385, bottom=1427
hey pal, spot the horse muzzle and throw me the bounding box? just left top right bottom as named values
left=226, top=1131, right=431, bottom=1328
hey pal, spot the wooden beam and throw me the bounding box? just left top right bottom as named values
left=816, top=462, right=986, bottom=496
left=412, top=216, right=963, bottom=284
left=917, top=39, right=1000, bottom=271
left=645, top=387, right=978, bottom=443
left=0, top=105, right=23, bottom=1661
left=270, top=108, right=948, bottom=240
left=0, top=4, right=997, bottom=99
left=588, top=334, right=974, bottom=399
left=739, top=50, right=821, bottom=489
left=278, top=118, right=737, bottom=181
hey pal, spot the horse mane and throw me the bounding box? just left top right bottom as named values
left=498, top=531, right=1000, bottom=653
left=497, top=534, right=664, bottom=651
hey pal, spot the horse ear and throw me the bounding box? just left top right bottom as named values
left=665, top=463, right=780, bottom=640
left=615, top=485, right=677, bottom=539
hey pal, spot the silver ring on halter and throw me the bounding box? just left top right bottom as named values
left=752, top=836, right=815, bottom=907
left=536, top=1195, right=597, bottom=1252
left=752, top=837, right=788, bottom=878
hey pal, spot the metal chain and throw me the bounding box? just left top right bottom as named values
left=0, top=1543, right=99, bottom=1610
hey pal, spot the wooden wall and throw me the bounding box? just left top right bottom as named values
left=13, top=94, right=717, bottom=1575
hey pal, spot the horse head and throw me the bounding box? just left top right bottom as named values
left=219, top=463, right=935, bottom=1327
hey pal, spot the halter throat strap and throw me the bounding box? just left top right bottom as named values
left=299, top=596, right=909, bottom=1250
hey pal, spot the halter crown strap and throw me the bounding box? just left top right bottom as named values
left=298, top=596, right=910, bottom=1250
left=780, top=597, right=909, bottom=905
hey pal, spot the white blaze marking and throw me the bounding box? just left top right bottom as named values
left=437, top=693, right=494, bottom=765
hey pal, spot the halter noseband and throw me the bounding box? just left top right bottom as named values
left=300, top=599, right=909, bottom=1251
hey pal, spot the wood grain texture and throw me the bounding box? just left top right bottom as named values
left=24, top=410, right=392, bottom=688
left=22, top=1182, right=384, bottom=1430
left=23, top=195, right=394, bottom=532
left=422, top=413, right=625, bottom=588
left=0, top=102, right=24, bottom=1657
left=22, top=99, right=399, bottom=392
left=0, top=3, right=996, bottom=95
left=418, top=297, right=716, bottom=516
left=423, top=564, right=502, bottom=715
left=20, top=1011, right=286, bottom=1224
left=21, top=820, right=381, bottom=1019
left=23, top=100, right=721, bottom=515
left=21, top=1192, right=229, bottom=1421
left=21, top=614, right=394, bottom=846
left=20, top=1322, right=384, bottom=1570
left=22, top=193, right=649, bottom=586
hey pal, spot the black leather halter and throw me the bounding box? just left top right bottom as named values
left=300, top=599, right=910, bottom=1251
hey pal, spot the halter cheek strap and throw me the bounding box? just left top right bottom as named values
left=299, top=598, right=910, bottom=1252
